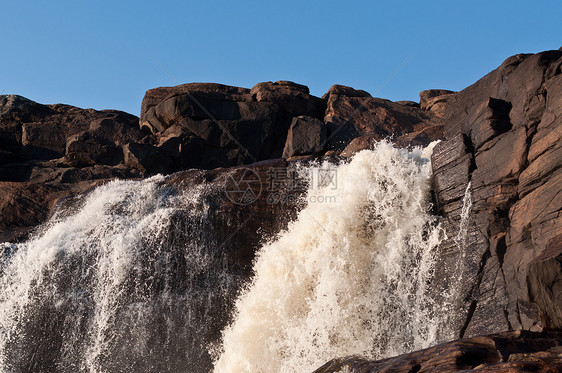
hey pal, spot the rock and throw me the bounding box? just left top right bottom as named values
left=140, top=81, right=326, bottom=168
left=65, top=117, right=148, bottom=167
left=163, top=158, right=312, bottom=272
left=323, top=85, right=441, bottom=150
left=339, top=125, right=444, bottom=157
left=321, top=84, right=371, bottom=99
left=419, top=89, right=456, bottom=117
left=0, top=96, right=156, bottom=240
left=123, top=142, right=176, bottom=175
left=340, top=134, right=385, bottom=157
left=0, top=95, right=143, bottom=162
left=395, top=100, right=420, bottom=108
left=394, top=124, right=444, bottom=148
left=462, top=97, right=513, bottom=150
left=250, top=80, right=325, bottom=118
left=314, top=331, right=562, bottom=373
left=282, top=116, right=326, bottom=158
left=528, top=235, right=562, bottom=329
left=420, top=89, right=456, bottom=106
left=0, top=150, right=21, bottom=166
left=431, top=49, right=562, bottom=338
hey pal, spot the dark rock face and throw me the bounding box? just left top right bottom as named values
left=431, top=49, right=562, bottom=338
left=314, top=331, right=562, bottom=372
left=140, top=81, right=326, bottom=168
left=0, top=95, right=147, bottom=241
left=0, top=95, right=146, bottom=161
left=164, top=159, right=308, bottom=271
left=282, top=115, right=326, bottom=158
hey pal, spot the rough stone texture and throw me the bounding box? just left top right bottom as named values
left=140, top=81, right=326, bottom=168
left=0, top=96, right=147, bottom=241
left=314, top=331, right=562, bottom=373
left=323, top=85, right=442, bottom=150
left=431, top=49, right=562, bottom=339
left=282, top=115, right=327, bottom=158
left=0, top=95, right=145, bottom=161
left=164, top=159, right=309, bottom=271
left=528, top=235, right=562, bottom=329
left=419, top=89, right=456, bottom=117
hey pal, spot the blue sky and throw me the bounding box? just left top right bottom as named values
left=2, top=1, right=560, bottom=115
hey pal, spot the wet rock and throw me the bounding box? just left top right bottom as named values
left=340, top=134, right=385, bottom=157
left=314, top=331, right=562, bottom=373
left=431, top=49, right=562, bottom=338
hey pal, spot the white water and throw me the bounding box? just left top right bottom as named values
left=214, top=142, right=447, bottom=373
left=0, top=141, right=465, bottom=373
left=0, top=176, right=235, bottom=372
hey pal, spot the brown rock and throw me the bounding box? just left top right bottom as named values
left=431, top=49, right=562, bottom=338
left=528, top=235, right=562, bottom=329
left=419, top=89, right=456, bottom=117
left=139, top=81, right=326, bottom=168
left=394, top=124, right=444, bottom=148
left=282, top=116, right=326, bottom=158
left=314, top=331, right=562, bottom=373
left=323, top=85, right=441, bottom=150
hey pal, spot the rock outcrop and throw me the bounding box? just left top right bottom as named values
left=282, top=115, right=326, bottom=158
left=419, top=89, right=456, bottom=117
left=430, top=49, right=562, bottom=338
left=323, top=85, right=442, bottom=149
left=314, top=330, right=562, bottom=372
left=0, top=95, right=147, bottom=241
left=139, top=81, right=326, bottom=169
left=0, top=80, right=444, bottom=241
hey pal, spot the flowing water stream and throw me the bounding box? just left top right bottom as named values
left=0, top=142, right=469, bottom=373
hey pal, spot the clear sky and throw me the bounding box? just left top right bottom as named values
left=2, top=1, right=560, bottom=116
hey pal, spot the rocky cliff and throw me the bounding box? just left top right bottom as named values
left=430, top=50, right=562, bottom=338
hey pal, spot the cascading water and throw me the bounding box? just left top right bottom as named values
left=0, top=141, right=466, bottom=373
left=0, top=176, right=241, bottom=372
left=213, top=142, right=449, bottom=372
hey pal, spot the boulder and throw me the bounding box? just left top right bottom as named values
left=139, top=81, right=326, bottom=168
left=0, top=95, right=142, bottom=162
left=282, top=116, right=326, bottom=158
left=314, top=331, right=562, bottom=373
left=123, top=142, right=176, bottom=175
left=419, top=89, right=456, bottom=117
left=323, top=84, right=441, bottom=150
left=65, top=117, right=148, bottom=166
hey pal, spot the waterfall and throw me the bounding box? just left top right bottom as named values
left=213, top=142, right=447, bottom=373
left=0, top=176, right=239, bottom=372
left=0, top=141, right=461, bottom=373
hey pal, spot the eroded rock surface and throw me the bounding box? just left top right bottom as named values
left=431, top=49, right=562, bottom=338
left=314, top=331, right=562, bottom=373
